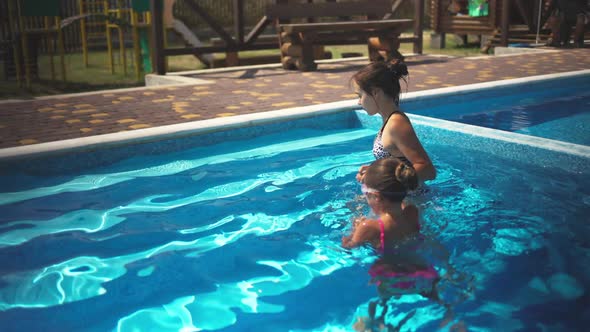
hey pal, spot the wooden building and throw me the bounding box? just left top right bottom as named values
left=430, top=0, right=554, bottom=51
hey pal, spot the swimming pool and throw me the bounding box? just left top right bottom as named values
left=0, top=72, right=589, bottom=331
left=403, top=71, right=590, bottom=146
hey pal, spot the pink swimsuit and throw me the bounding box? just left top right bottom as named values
left=369, top=219, right=438, bottom=291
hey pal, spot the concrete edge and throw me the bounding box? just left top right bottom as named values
left=0, top=100, right=357, bottom=161
left=408, top=113, right=590, bottom=158
left=144, top=74, right=213, bottom=87
left=167, top=55, right=379, bottom=77
left=491, top=46, right=558, bottom=57
left=400, top=69, right=590, bottom=101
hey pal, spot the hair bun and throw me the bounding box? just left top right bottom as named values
left=394, top=162, right=418, bottom=191
left=386, top=59, right=408, bottom=79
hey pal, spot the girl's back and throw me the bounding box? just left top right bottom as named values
left=380, top=204, right=420, bottom=245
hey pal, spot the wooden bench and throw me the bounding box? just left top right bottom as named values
left=266, top=0, right=415, bottom=71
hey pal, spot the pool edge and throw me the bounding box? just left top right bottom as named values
left=1, top=69, right=589, bottom=161
left=408, top=114, right=590, bottom=159
left=0, top=100, right=358, bottom=161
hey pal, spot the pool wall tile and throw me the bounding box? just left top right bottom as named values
left=0, top=111, right=360, bottom=174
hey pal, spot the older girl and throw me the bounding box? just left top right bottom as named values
left=352, top=60, right=436, bottom=184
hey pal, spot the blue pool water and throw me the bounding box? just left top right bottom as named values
left=404, top=74, right=590, bottom=145
left=1, top=74, right=589, bottom=331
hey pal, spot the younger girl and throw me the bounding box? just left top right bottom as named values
left=342, top=157, right=441, bottom=330
left=342, top=157, right=420, bottom=251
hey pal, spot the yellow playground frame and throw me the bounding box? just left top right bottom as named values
left=79, top=0, right=152, bottom=81
left=8, top=0, right=66, bottom=88
left=8, top=0, right=155, bottom=88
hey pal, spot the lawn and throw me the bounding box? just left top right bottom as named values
left=0, top=31, right=484, bottom=100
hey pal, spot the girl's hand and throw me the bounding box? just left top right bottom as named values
left=356, top=165, right=369, bottom=182
left=341, top=235, right=351, bottom=247
left=342, top=217, right=366, bottom=248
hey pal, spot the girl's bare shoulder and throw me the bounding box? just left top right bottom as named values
left=403, top=204, right=420, bottom=232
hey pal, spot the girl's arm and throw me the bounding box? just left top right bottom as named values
left=341, top=218, right=378, bottom=249
left=341, top=217, right=364, bottom=247
left=383, top=115, right=436, bottom=182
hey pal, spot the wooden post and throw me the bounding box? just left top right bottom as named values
left=151, top=0, right=165, bottom=75
left=228, top=0, right=244, bottom=66
left=16, top=0, right=32, bottom=88
left=46, top=17, right=56, bottom=81
left=131, top=11, right=142, bottom=81
left=299, top=32, right=317, bottom=71
left=57, top=16, right=66, bottom=81
left=8, top=0, right=23, bottom=86
left=233, top=0, right=244, bottom=43
left=78, top=0, right=89, bottom=67
left=105, top=0, right=114, bottom=73
left=413, top=0, right=424, bottom=54
left=501, top=0, right=510, bottom=46
left=118, top=26, right=127, bottom=75
left=116, top=0, right=127, bottom=75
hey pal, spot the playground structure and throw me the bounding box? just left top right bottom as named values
left=2, top=0, right=587, bottom=89
left=77, top=0, right=212, bottom=80
left=63, top=0, right=156, bottom=82
left=2, top=0, right=159, bottom=88
left=4, top=0, right=67, bottom=88
left=110, top=0, right=158, bottom=79
left=1, top=0, right=223, bottom=87
left=2, top=0, right=423, bottom=84
left=78, top=0, right=107, bottom=69
left=10, top=0, right=585, bottom=87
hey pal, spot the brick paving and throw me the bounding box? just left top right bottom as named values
left=0, top=48, right=589, bottom=150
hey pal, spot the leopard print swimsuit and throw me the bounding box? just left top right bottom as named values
left=372, top=111, right=411, bottom=165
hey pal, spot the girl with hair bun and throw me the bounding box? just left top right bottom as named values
left=341, top=157, right=420, bottom=250
left=342, top=157, right=442, bottom=330
left=351, top=59, right=436, bottom=184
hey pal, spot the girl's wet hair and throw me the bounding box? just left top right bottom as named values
left=351, top=58, right=409, bottom=106
left=363, top=157, right=418, bottom=201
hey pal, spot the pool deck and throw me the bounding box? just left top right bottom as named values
left=1, top=47, right=589, bottom=151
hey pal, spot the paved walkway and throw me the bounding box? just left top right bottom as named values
left=1, top=48, right=589, bottom=150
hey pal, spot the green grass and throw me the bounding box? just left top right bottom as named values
left=1, top=50, right=144, bottom=99
left=1, top=31, right=482, bottom=99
